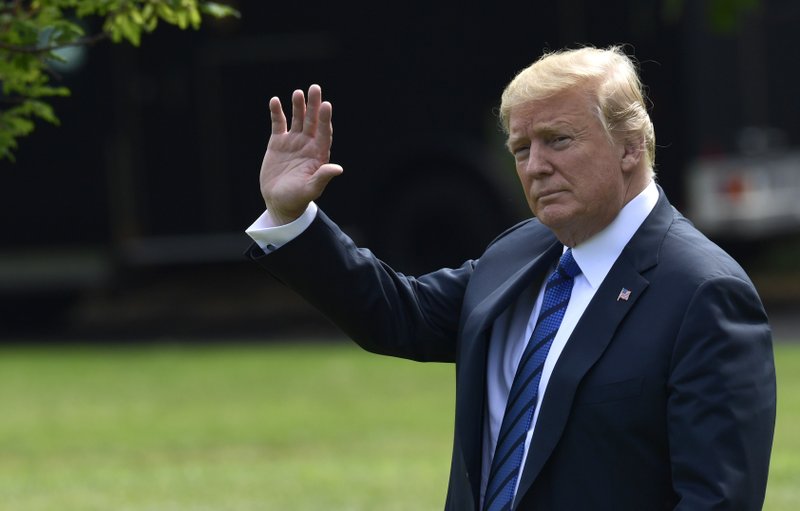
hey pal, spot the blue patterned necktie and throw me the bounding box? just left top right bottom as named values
left=483, top=248, right=581, bottom=511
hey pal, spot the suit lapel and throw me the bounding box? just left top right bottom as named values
left=457, top=239, right=562, bottom=503
left=513, top=255, right=649, bottom=504
left=462, top=241, right=563, bottom=338
left=512, top=189, right=674, bottom=507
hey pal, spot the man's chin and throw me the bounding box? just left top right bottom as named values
left=534, top=204, right=573, bottom=229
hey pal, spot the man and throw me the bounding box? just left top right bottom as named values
left=245, top=45, right=776, bottom=510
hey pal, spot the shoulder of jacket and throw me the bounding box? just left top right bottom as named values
left=486, top=217, right=546, bottom=248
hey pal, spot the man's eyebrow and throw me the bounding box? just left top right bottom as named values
left=507, top=122, right=573, bottom=150
left=533, top=121, right=572, bottom=133
left=506, top=136, right=527, bottom=151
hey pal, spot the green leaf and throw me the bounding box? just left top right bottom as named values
left=200, top=2, right=241, bottom=19
left=26, top=99, right=61, bottom=124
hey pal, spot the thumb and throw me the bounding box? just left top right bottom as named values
left=310, top=163, right=344, bottom=193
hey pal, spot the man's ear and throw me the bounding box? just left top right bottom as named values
left=620, top=136, right=644, bottom=172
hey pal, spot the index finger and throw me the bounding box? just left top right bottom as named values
left=269, top=96, right=287, bottom=134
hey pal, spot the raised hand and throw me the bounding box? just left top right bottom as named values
left=259, top=84, right=343, bottom=225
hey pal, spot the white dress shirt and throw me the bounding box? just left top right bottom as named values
left=245, top=181, right=660, bottom=506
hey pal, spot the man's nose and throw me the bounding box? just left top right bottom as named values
left=526, top=144, right=552, bottom=176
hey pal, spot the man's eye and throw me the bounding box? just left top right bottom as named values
left=551, top=135, right=571, bottom=146
left=513, top=146, right=530, bottom=158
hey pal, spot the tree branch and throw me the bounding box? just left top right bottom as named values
left=0, top=31, right=109, bottom=55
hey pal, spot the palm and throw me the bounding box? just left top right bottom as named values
left=261, top=132, right=327, bottom=199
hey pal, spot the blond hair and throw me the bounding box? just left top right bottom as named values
left=499, top=45, right=656, bottom=169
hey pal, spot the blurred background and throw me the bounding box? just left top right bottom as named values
left=3, top=2, right=799, bottom=510
left=1, top=0, right=799, bottom=341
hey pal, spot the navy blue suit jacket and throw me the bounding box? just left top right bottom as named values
left=248, top=188, right=776, bottom=510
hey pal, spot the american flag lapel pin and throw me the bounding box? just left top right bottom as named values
left=617, top=288, right=631, bottom=301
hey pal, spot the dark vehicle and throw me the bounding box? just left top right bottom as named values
left=2, top=2, right=798, bottom=336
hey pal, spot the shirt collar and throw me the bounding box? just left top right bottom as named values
left=570, top=180, right=659, bottom=289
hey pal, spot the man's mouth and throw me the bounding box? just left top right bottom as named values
left=536, top=189, right=565, bottom=202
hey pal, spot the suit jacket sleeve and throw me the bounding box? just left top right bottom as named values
left=668, top=274, right=776, bottom=510
left=246, top=209, right=474, bottom=362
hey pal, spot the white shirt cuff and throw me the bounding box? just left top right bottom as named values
left=245, top=202, right=318, bottom=252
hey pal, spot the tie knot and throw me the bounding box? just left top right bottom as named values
left=557, top=248, right=581, bottom=278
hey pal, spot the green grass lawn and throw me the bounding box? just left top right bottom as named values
left=0, top=339, right=797, bottom=510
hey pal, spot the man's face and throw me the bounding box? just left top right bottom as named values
left=507, top=88, right=632, bottom=247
